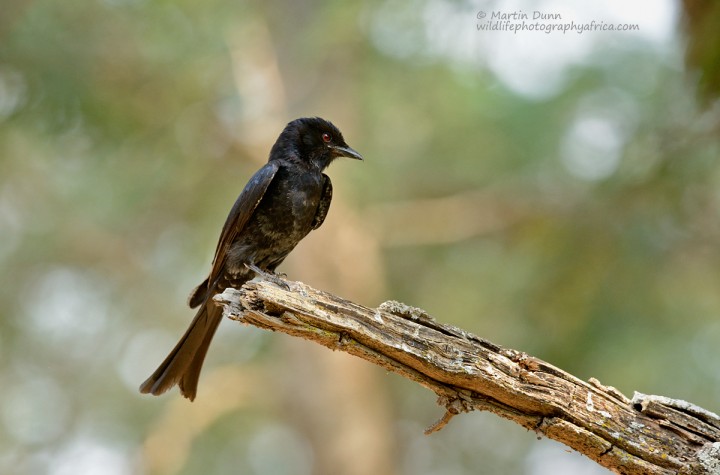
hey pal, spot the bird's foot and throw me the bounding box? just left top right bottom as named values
left=245, top=264, right=291, bottom=290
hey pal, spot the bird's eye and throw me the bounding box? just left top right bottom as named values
left=322, top=133, right=332, bottom=143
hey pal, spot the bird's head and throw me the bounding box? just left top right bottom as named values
left=270, top=117, right=363, bottom=170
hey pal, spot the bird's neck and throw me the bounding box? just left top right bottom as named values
left=270, top=153, right=327, bottom=173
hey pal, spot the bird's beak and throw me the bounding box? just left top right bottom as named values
left=330, top=144, right=363, bottom=160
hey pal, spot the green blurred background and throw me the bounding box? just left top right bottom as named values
left=2, top=0, right=719, bottom=474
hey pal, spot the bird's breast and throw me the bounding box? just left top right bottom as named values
left=233, top=166, right=324, bottom=263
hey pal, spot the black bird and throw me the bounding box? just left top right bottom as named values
left=139, top=117, right=362, bottom=400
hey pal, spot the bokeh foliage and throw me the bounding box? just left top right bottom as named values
left=1, top=1, right=719, bottom=474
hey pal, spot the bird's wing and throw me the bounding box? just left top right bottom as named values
left=311, top=173, right=333, bottom=230
left=208, top=161, right=281, bottom=285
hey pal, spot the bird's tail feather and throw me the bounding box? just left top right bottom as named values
left=187, top=277, right=210, bottom=309
left=139, top=302, right=223, bottom=401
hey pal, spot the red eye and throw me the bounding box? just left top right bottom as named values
left=322, top=133, right=331, bottom=143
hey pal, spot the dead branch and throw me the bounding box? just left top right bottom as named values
left=214, top=276, right=720, bottom=475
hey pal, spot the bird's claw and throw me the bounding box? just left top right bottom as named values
left=245, top=264, right=291, bottom=291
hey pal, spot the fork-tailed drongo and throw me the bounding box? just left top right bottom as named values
left=139, top=117, right=362, bottom=400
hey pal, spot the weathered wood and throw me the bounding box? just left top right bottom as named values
left=214, top=276, right=720, bottom=475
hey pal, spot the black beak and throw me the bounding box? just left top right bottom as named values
left=330, top=144, right=363, bottom=160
